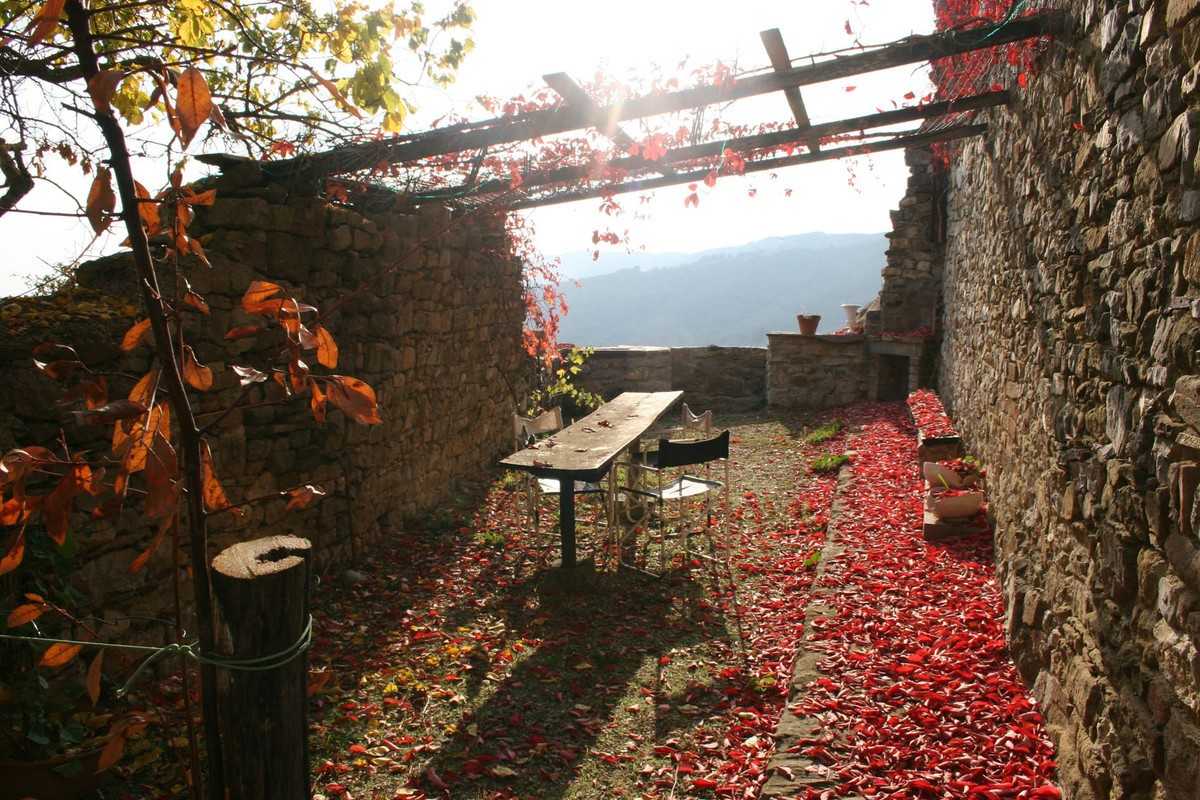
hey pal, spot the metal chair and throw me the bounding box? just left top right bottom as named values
left=618, top=429, right=730, bottom=576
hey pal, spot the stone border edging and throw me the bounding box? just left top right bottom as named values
left=761, top=463, right=856, bottom=798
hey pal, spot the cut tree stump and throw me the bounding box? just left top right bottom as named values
left=211, top=535, right=313, bottom=800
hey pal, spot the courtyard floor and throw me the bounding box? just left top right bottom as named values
left=302, top=402, right=1059, bottom=800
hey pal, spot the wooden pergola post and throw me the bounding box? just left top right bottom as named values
left=210, top=536, right=314, bottom=800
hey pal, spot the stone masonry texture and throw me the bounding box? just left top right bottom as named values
left=934, top=0, right=1200, bottom=796
left=0, top=162, right=525, bottom=637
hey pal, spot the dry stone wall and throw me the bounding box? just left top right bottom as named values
left=766, top=334, right=872, bottom=410
left=0, top=162, right=525, bottom=631
left=935, top=1, right=1200, bottom=796
left=576, top=345, right=766, bottom=414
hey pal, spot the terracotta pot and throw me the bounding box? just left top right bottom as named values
left=796, top=314, right=821, bottom=335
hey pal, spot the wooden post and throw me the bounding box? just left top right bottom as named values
left=210, top=536, right=313, bottom=799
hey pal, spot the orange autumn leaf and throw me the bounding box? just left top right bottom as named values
left=176, top=67, right=213, bottom=150
left=199, top=441, right=234, bottom=514
left=0, top=528, right=25, bottom=576
left=242, top=281, right=283, bottom=314
left=284, top=484, right=326, bottom=511
left=133, top=181, right=161, bottom=235
left=130, top=516, right=171, bottom=573
left=121, top=318, right=151, bottom=351
left=97, top=727, right=127, bottom=771
left=122, top=403, right=169, bottom=474
left=39, top=642, right=82, bottom=669
left=309, top=378, right=327, bottom=423
left=181, top=345, right=213, bottom=391
left=325, top=376, right=382, bottom=425
left=6, top=602, right=45, bottom=628
left=87, top=69, right=125, bottom=113
left=86, top=650, right=104, bottom=706
left=142, top=433, right=178, bottom=521
left=42, top=468, right=84, bottom=546
left=313, top=326, right=338, bottom=369
left=28, top=0, right=65, bottom=45
left=224, top=325, right=263, bottom=341
left=183, top=289, right=210, bottom=315
left=85, top=168, right=116, bottom=234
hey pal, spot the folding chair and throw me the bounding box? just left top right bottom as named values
left=618, top=430, right=730, bottom=576
left=512, top=408, right=607, bottom=537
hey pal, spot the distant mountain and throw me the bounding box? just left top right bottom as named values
left=556, top=232, right=886, bottom=346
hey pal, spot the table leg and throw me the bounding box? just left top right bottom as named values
left=559, top=477, right=576, bottom=569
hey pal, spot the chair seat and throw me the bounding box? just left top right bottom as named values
left=651, top=476, right=723, bottom=500
left=537, top=477, right=603, bottom=494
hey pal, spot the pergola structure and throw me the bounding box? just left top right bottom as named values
left=201, top=11, right=1064, bottom=209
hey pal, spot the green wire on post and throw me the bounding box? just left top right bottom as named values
left=0, top=613, right=314, bottom=698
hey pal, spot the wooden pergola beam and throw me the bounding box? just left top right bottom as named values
left=506, top=123, right=986, bottom=210
left=258, top=11, right=1061, bottom=180
left=760, top=28, right=820, bottom=153
left=543, top=72, right=676, bottom=175
left=412, top=89, right=1008, bottom=203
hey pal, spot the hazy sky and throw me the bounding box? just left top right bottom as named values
left=0, top=0, right=936, bottom=295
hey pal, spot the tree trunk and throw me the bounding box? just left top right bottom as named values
left=210, top=536, right=313, bottom=799
left=62, top=3, right=224, bottom=796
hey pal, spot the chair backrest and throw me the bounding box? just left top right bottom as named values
left=680, top=402, right=714, bottom=435
left=656, top=429, right=729, bottom=469
left=513, top=407, right=564, bottom=447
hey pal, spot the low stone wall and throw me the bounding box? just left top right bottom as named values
left=766, top=334, right=872, bottom=410
left=0, top=162, right=525, bottom=629
left=575, top=345, right=766, bottom=414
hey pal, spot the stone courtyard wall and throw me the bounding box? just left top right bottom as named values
left=0, top=161, right=525, bottom=629
left=766, top=334, right=873, bottom=410
left=576, top=345, right=767, bottom=413
left=935, top=1, right=1200, bottom=796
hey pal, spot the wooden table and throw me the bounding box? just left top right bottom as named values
left=500, top=390, right=683, bottom=568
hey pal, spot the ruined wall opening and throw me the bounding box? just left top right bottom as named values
left=876, top=354, right=911, bottom=401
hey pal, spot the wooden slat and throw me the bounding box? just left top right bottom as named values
left=508, top=123, right=987, bottom=210
left=544, top=72, right=677, bottom=176
left=501, top=391, right=683, bottom=478
left=411, top=90, right=1008, bottom=203
left=760, top=29, right=820, bottom=153
left=254, top=11, right=1062, bottom=180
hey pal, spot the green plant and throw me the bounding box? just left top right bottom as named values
left=475, top=529, right=507, bottom=548
left=803, top=420, right=843, bottom=445
left=526, top=346, right=602, bottom=418
left=810, top=453, right=849, bottom=474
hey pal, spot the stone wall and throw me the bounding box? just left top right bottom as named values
left=766, top=334, right=873, bottom=410
left=0, top=161, right=525, bottom=629
left=576, top=345, right=767, bottom=414
left=934, top=1, right=1200, bottom=796
left=881, top=148, right=945, bottom=333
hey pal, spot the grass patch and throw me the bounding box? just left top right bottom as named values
left=810, top=453, right=849, bottom=474
left=803, top=420, right=843, bottom=444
